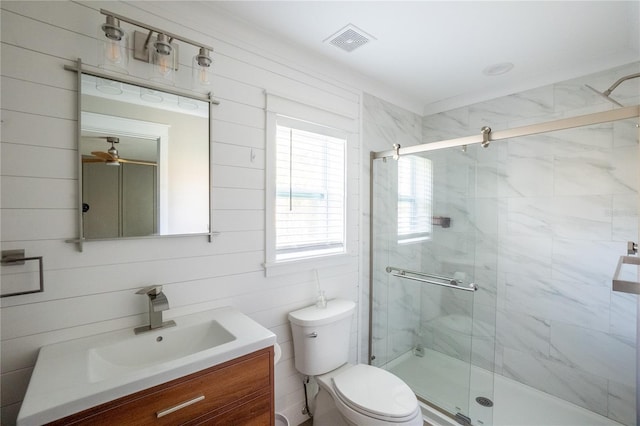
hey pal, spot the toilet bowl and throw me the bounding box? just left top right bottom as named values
left=288, top=299, right=422, bottom=426
left=314, top=363, right=422, bottom=426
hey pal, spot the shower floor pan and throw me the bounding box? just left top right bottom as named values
left=385, top=349, right=625, bottom=426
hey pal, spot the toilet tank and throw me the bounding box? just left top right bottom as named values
left=288, top=299, right=355, bottom=376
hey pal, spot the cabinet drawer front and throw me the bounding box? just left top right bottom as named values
left=191, top=391, right=272, bottom=426
left=53, top=349, right=272, bottom=425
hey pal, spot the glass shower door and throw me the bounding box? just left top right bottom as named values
left=370, top=146, right=497, bottom=423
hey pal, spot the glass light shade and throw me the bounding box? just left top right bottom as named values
left=151, top=34, right=175, bottom=85
left=95, top=77, right=123, bottom=95
left=192, top=48, right=212, bottom=88
left=97, top=17, right=128, bottom=74
left=178, top=96, right=198, bottom=110
left=140, top=87, right=164, bottom=103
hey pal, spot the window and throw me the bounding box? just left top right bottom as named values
left=397, top=155, right=432, bottom=243
left=274, top=117, right=346, bottom=261
left=264, top=92, right=356, bottom=274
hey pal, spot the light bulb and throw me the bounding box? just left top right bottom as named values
left=198, top=67, right=209, bottom=85
left=156, top=54, right=172, bottom=76
left=105, top=39, right=123, bottom=64
left=98, top=16, right=128, bottom=73
left=192, top=47, right=212, bottom=88
left=152, top=33, right=175, bottom=84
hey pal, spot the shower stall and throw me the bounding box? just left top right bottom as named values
left=369, top=98, right=640, bottom=426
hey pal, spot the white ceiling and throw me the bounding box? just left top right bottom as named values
left=210, top=1, right=640, bottom=114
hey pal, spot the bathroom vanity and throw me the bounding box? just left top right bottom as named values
left=17, top=307, right=276, bottom=425
left=47, top=347, right=273, bottom=425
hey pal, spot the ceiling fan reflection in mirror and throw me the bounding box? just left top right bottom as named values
left=82, top=136, right=157, bottom=167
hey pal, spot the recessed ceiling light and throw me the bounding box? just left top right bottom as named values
left=483, top=62, right=514, bottom=76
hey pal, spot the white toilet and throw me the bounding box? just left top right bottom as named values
left=289, top=299, right=422, bottom=426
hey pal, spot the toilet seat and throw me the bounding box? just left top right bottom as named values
left=331, top=364, right=419, bottom=423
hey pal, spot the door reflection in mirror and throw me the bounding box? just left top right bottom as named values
left=80, top=74, right=210, bottom=239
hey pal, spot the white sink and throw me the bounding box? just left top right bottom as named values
left=17, top=306, right=276, bottom=426
left=87, top=320, right=236, bottom=382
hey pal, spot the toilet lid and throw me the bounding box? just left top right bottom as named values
left=332, top=364, right=417, bottom=419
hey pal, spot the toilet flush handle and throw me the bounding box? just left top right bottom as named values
left=307, top=332, right=318, bottom=338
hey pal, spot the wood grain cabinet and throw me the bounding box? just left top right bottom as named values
left=47, top=347, right=274, bottom=426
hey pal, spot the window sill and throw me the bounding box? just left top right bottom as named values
left=263, top=252, right=356, bottom=277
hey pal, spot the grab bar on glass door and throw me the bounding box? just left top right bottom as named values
left=385, top=266, right=478, bottom=292
left=386, top=266, right=461, bottom=283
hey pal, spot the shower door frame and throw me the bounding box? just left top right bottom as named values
left=368, top=103, right=640, bottom=422
left=372, top=105, right=639, bottom=160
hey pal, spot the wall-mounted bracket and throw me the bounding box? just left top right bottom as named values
left=432, top=216, right=451, bottom=228
left=612, top=255, right=640, bottom=295
left=481, top=126, right=492, bottom=148
left=392, top=143, right=401, bottom=160
left=1, top=249, right=44, bottom=297
left=133, top=30, right=179, bottom=70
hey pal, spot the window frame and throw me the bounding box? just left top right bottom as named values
left=264, top=98, right=357, bottom=277
left=273, top=116, right=347, bottom=261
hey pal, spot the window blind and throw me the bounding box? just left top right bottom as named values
left=275, top=120, right=346, bottom=260
left=397, top=155, right=432, bottom=242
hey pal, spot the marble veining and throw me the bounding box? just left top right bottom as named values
left=549, top=322, right=636, bottom=386
left=610, top=292, right=638, bottom=340
left=502, top=348, right=610, bottom=416
left=422, top=107, right=470, bottom=142
left=363, top=93, right=422, bottom=141
left=551, top=239, right=622, bottom=286
left=607, top=380, right=637, bottom=426
left=506, top=273, right=611, bottom=332
left=496, top=310, right=550, bottom=359
left=368, top=61, right=639, bottom=425
left=468, top=86, right=555, bottom=130
left=613, top=119, right=640, bottom=147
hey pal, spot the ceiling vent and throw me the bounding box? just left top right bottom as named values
left=325, top=24, right=375, bottom=53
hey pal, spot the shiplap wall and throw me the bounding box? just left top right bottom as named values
left=0, top=2, right=374, bottom=424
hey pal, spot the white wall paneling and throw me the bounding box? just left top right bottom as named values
left=0, top=2, right=363, bottom=425
left=1, top=177, right=76, bottom=209
left=0, top=144, right=76, bottom=180
left=0, top=110, right=76, bottom=151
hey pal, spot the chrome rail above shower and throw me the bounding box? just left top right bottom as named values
left=385, top=266, right=478, bottom=292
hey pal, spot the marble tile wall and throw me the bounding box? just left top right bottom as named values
left=364, top=93, right=424, bottom=367
left=367, top=62, right=638, bottom=425
left=422, top=61, right=640, bottom=425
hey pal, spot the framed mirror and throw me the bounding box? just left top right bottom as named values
left=72, top=69, right=213, bottom=249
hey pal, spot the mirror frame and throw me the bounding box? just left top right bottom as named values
left=65, top=59, right=219, bottom=251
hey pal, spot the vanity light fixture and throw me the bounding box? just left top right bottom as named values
left=192, top=47, right=213, bottom=88
left=151, top=33, right=176, bottom=85
left=98, top=9, right=214, bottom=89
left=98, top=15, right=128, bottom=74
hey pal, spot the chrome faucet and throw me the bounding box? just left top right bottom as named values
left=134, top=285, right=176, bottom=334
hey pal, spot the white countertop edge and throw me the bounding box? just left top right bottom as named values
left=17, top=307, right=276, bottom=426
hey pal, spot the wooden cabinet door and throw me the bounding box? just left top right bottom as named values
left=47, top=348, right=274, bottom=426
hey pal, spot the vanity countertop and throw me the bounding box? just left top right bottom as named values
left=17, top=306, right=276, bottom=426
